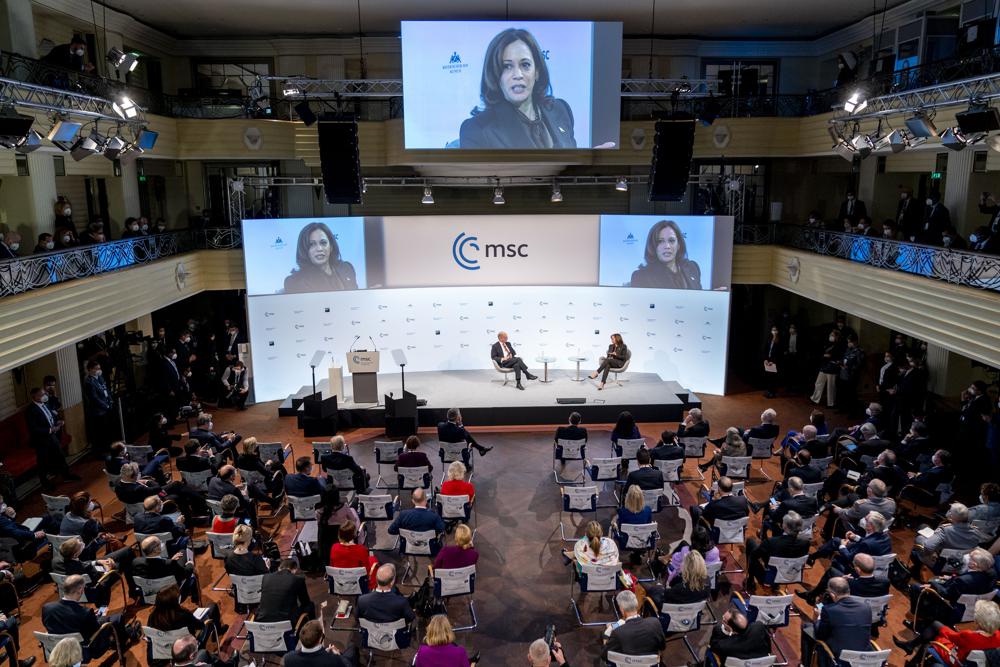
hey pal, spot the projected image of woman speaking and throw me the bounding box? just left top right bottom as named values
left=283, top=221, right=358, bottom=293
left=629, top=219, right=702, bottom=289
left=459, top=28, right=576, bottom=149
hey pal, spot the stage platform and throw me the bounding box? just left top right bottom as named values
left=276, top=369, right=700, bottom=428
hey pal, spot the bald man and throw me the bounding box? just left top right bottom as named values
left=491, top=331, right=536, bottom=390
left=387, top=487, right=445, bottom=535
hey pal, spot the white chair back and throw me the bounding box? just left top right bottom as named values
left=206, top=531, right=235, bottom=560
left=798, top=514, right=818, bottom=541
left=640, top=488, right=664, bottom=513
left=710, top=479, right=747, bottom=496
left=180, top=469, right=212, bottom=491
left=725, top=658, right=778, bottom=667
left=437, top=494, right=470, bottom=520
left=42, top=494, right=70, bottom=518
left=578, top=562, right=621, bottom=592
left=837, top=649, right=891, bottom=667
left=433, top=565, right=476, bottom=597
left=103, top=469, right=120, bottom=488
left=680, top=436, right=706, bottom=458
left=616, top=438, right=646, bottom=460
left=142, top=626, right=192, bottom=661
left=802, top=482, right=825, bottom=499
left=871, top=553, right=895, bottom=579
left=966, top=651, right=988, bottom=667
left=619, top=522, right=658, bottom=550
left=33, top=632, right=85, bottom=661
left=325, top=566, right=367, bottom=595
left=257, top=442, right=285, bottom=464
left=398, top=466, right=431, bottom=490
left=563, top=486, right=598, bottom=511
left=767, top=556, right=808, bottom=584
left=654, top=458, right=683, bottom=482
left=853, top=595, right=891, bottom=625
left=748, top=594, right=794, bottom=626
left=205, top=498, right=225, bottom=517
left=607, top=652, right=660, bottom=667
left=231, top=573, right=264, bottom=605
left=438, top=441, right=468, bottom=463
left=972, top=519, right=1000, bottom=539
left=958, top=591, right=1000, bottom=623
left=288, top=494, right=321, bottom=522
left=721, top=456, right=752, bottom=479
left=357, top=494, right=395, bottom=520
left=325, top=468, right=355, bottom=490
left=135, top=532, right=174, bottom=550
left=50, top=572, right=92, bottom=602
left=134, top=575, right=177, bottom=605
left=556, top=439, right=586, bottom=461
left=245, top=620, right=293, bottom=653
left=749, top=437, right=776, bottom=459
left=124, top=501, right=145, bottom=525
left=399, top=528, right=437, bottom=556
left=238, top=468, right=265, bottom=486
left=46, top=534, right=77, bottom=567
left=311, top=441, right=333, bottom=461
left=714, top=517, right=749, bottom=544
left=809, top=456, right=833, bottom=478
left=706, top=560, right=723, bottom=590
left=359, top=618, right=407, bottom=652
left=374, top=441, right=403, bottom=464
left=125, top=444, right=153, bottom=464
left=588, top=458, right=621, bottom=481
left=658, top=600, right=707, bottom=632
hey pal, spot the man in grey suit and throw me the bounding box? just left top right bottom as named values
left=911, top=503, right=985, bottom=575
left=602, top=590, right=666, bottom=659
left=828, top=479, right=896, bottom=538
left=801, top=577, right=873, bottom=666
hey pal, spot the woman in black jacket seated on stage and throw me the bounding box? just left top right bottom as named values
left=459, top=28, right=576, bottom=149
left=283, top=222, right=357, bottom=294
left=630, top=219, right=702, bottom=290
left=588, top=333, right=628, bottom=390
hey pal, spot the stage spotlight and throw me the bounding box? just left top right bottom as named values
left=833, top=138, right=856, bottom=161
left=615, top=177, right=629, bottom=192
left=851, top=134, right=874, bottom=159
left=941, top=126, right=985, bottom=151
left=0, top=108, right=35, bottom=149
left=112, top=96, right=139, bottom=119
left=492, top=186, right=505, bottom=205
left=282, top=86, right=301, bottom=97
left=988, top=134, right=1000, bottom=152
left=70, top=130, right=107, bottom=161
left=106, top=47, right=139, bottom=73
left=550, top=183, right=563, bottom=203
left=874, top=129, right=907, bottom=153
left=13, top=129, right=43, bottom=153
left=421, top=186, right=434, bottom=205
left=904, top=113, right=938, bottom=138
left=843, top=90, right=868, bottom=114
left=102, top=135, right=127, bottom=159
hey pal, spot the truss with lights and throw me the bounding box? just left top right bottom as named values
left=832, top=72, right=1000, bottom=123
left=0, top=76, right=146, bottom=128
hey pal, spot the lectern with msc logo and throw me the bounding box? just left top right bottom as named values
left=347, top=351, right=380, bottom=404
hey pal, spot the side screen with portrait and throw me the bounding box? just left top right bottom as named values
left=401, top=21, right=622, bottom=150
left=598, top=215, right=734, bottom=291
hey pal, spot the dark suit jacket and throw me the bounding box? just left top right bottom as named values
left=603, top=616, right=666, bottom=659
left=625, top=466, right=665, bottom=492
left=388, top=507, right=445, bottom=535
left=801, top=437, right=830, bottom=459
left=460, top=98, right=576, bottom=149
left=784, top=463, right=822, bottom=485
left=207, top=477, right=243, bottom=501
left=702, top=495, right=750, bottom=523
left=189, top=428, right=230, bottom=451
left=284, top=473, right=326, bottom=498
left=910, top=466, right=952, bottom=493
left=160, top=358, right=182, bottom=393
left=132, top=556, right=192, bottom=585
left=746, top=424, right=780, bottom=441
left=649, top=442, right=685, bottom=461
left=395, top=450, right=433, bottom=471
left=25, top=402, right=59, bottom=450
left=709, top=622, right=772, bottom=663
left=83, top=375, right=112, bottom=414
left=555, top=425, right=588, bottom=442
left=935, top=570, right=997, bottom=602
left=437, top=420, right=475, bottom=445
left=115, top=480, right=161, bottom=505
left=751, top=534, right=809, bottom=563
left=357, top=589, right=415, bottom=624
left=177, top=455, right=215, bottom=474
left=256, top=570, right=311, bottom=622
left=0, top=515, right=39, bottom=541
left=320, top=452, right=364, bottom=476
left=490, top=341, right=520, bottom=366
left=848, top=576, right=890, bottom=597
left=133, top=511, right=184, bottom=539
left=840, top=531, right=892, bottom=561
left=815, top=596, right=874, bottom=655
left=678, top=422, right=710, bottom=439
left=42, top=598, right=100, bottom=638
left=282, top=649, right=350, bottom=667
left=772, top=494, right=819, bottom=524
left=838, top=199, right=868, bottom=224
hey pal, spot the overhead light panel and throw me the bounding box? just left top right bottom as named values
left=103, top=135, right=127, bottom=159
left=550, top=183, right=563, bottom=203
left=843, top=90, right=868, bottom=114
left=282, top=87, right=301, bottom=97
left=904, top=114, right=938, bottom=138
left=70, top=130, right=106, bottom=161
left=112, top=96, right=139, bottom=119
left=46, top=119, right=81, bottom=142
left=615, top=177, right=629, bottom=192
left=874, top=128, right=907, bottom=153
left=851, top=134, right=874, bottom=159
left=492, top=186, right=505, bottom=205
left=988, top=134, right=1000, bottom=153
left=106, top=47, right=139, bottom=73
left=941, top=126, right=985, bottom=151
left=0, top=108, right=35, bottom=149
left=421, top=186, right=434, bottom=205
left=14, top=129, right=43, bottom=153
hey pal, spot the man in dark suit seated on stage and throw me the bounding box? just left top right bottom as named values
left=691, top=476, right=749, bottom=527
left=255, top=559, right=315, bottom=624
left=284, top=457, right=327, bottom=498
left=554, top=411, right=587, bottom=443
left=801, top=577, right=874, bottom=666
left=761, top=476, right=818, bottom=538
left=42, top=574, right=130, bottom=659
left=649, top=430, right=684, bottom=461
left=624, top=448, right=664, bottom=493
left=438, top=407, right=492, bottom=459
left=601, top=590, right=665, bottom=659
left=709, top=606, right=771, bottom=665
left=358, top=563, right=415, bottom=624
left=388, top=488, right=445, bottom=536
left=490, top=331, right=537, bottom=390
left=319, top=435, right=369, bottom=493
left=745, top=511, right=810, bottom=592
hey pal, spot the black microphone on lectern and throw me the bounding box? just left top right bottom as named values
left=369, top=335, right=377, bottom=350
left=349, top=335, right=360, bottom=352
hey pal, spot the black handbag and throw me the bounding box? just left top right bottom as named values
left=888, top=557, right=912, bottom=592
left=407, top=576, right=446, bottom=619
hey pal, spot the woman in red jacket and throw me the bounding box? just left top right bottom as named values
left=327, top=520, right=378, bottom=589
left=897, top=599, right=1000, bottom=666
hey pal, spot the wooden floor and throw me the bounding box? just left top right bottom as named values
left=12, top=389, right=917, bottom=666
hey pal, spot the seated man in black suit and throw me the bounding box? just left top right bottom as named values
left=133, top=496, right=188, bottom=554
left=691, top=476, right=750, bottom=528
left=284, top=457, right=327, bottom=498
left=903, top=547, right=997, bottom=633
left=171, top=635, right=238, bottom=667
left=255, top=559, right=315, bottom=624
left=175, top=439, right=217, bottom=476
left=55, top=537, right=133, bottom=608
left=761, top=476, right=818, bottom=539
left=358, top=563, right=416, bottom=624
left=490, top=331, right=536, bottom=390
left=42, top=574, right=130, bottom=658
left=438, top=407, right=492, bottom=459
left=0, top=496, right=51, bottom=562
left=133, top=535, right=199, bottom=603
left=782, top=449, right=822, bottom=486
left=282, top=619, right=353, bottom=667
left=388, top=488, right=445, bottom=536
left=648, top=430, right=684, bottom=462
left=602, top=590, right=665, bottom=659
left=709, top=606, right=771, bottom=665
left=801, top=577, right=874, bottom=667
left=899, top=449, right=954, bottom=507
left=104, top=442, right=129, bottom=476
left=554, top=411, right=587, bottom=443
left=188, top=413, right=240, bottom=460
left=798, top=511, right=892, bottom=605
left=745, top=511, right=810, bottom=592
left=113, top=461, right=163, bottom=505
left=208, top=465, right=256, bottom=525
left=623, top=448, right=664, bottom=493
left=319, top=435, right=369, bottom=493
left=712, top=408, right=779, bottom=446
left=844, top=553, right=890, bottom=598
left=677, top=408, right=710, bottom=439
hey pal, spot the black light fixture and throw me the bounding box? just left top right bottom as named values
left=492, top=185, right=505, bottom=205
left=294, top=100, right=317, bottom=126
left=0, top=107, right=35, bottom=149
left=615, top=177, right=629, bottom=192
left=904, top=113, right=938, bottom=138
left=106, top=47, right=139, bottom=73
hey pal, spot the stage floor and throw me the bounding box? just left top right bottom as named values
left=277, top=369, right=700, bottom=427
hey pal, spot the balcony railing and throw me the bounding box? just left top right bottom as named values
left=736, top=223, right=1000, bottom=293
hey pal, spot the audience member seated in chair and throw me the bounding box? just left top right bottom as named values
left=328, top=520, right=378, bottom=589
left=319, top=435, right=370, bottom=493
left=434, top=523, right=479, bottom=570
left=54, top=537, right=132, bottom=607
left=170, top=634, right=238, bottom=667
left=317, top=488, right=362, bottom=563
left=699, top=427, right=747, bottom=475
left=617, top=486, right=653, bottom=527
left=709, top=606, right=772, bottom=666
left=624, top=449, right=664, bottom=493
left=611, top=411, right=641, bottom=446
left=797, top=553, right=891, bottom=611
left=780, top=450, right=822, bottom=492
left=899, top=450, right=954, bottom=509
left=438, top=407, right=493, bottom=457
left=211, top=495, right=240, bottom=534
left=691, top=476, right=750, bottom=527
left=664, top=526, right=720, bottom=584
left=602, top=590, right=665, bottom=659
left=441, top=461, right=476, bottom=502
left=555, top=412, right=588, bottom=444
left=415, top=615, right=478, bottom=667
left=649, top=430, right=684, bottom=462
left=147, top=584, right=226, bottom=647
left=59, top=492, right=109, bottom=558
left=188, top=413, right=241, bottom=460
left=42, top=574, right=132, bottom=660
left=678, top=408, right=710, bottom=439
left=745, top=511, right=810, bottom=592
left=176, top=440, right=217, bottom=477
left=396, top=436, right=434, bottom=473
left=739, top=408, right=781, bottom=443
left=761, top=476, right=818, bottom=539
left=910, top=503, right=986, bottom=579
left=800, top=577, right=874, bottom=667
left=255, top=558, right=315, bottom=623
left=284, top=457, right=327, bottom=498
left=823, top=478, right=896, bottom=541
left=799, top=511, right=891, bottom=604
left=282, top=618, right=354, bottom=667
left=894, top=599, right=1000, bottom=666
left=358, top=563, right=416, bottom=624
left=646, top=549, right=711, bottom=611
left=208, top=466, right=257, bottom=525
left=905, top=548, right=997, bottom=633
left=564, top=521, right=620, bottom=572
left=388, top=488, right=445, bottom=535
left=224, top=524, right=271, bottom=577
left=133, top=535, right=199, bottom=604
left=134, top=496, right=189, bottom=552
left=235, top=437, right=286, bottom=501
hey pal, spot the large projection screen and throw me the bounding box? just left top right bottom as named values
left=243, top=214, right=732, bottom=402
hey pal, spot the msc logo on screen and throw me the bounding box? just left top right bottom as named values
left=452, top=232, right=528, bottom=271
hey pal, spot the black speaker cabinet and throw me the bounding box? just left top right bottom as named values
left=317, top=117, right=362, bottom=205
left=648, top=119, right=696, bottom=202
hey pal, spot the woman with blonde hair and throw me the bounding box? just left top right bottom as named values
left=434, top=523, right=479, bottom=570
left=617, top=485, right=652, bottom=526
left=565, top=520, right=619, bottom=570
left=895, top=599, right=1000, bottom=664
left=647, top=549, right=711, bottom=611
left=223, top=523, right=269, bottom=576
left=414, top=614, right=478, bottom=666
left=48, top=636, right=83, bottom=667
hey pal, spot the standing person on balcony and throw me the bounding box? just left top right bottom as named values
left=837, top=191, right=867, bottom=227
left=978, top=191, right=1000, bottom=237
left=897, top=187, right=922, bottom=241
left=41, top=34, right=94, bottom=73
left=921, top=191, right=950, bottom=245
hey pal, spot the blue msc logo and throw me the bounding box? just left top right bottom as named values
left=453, top=232, right=480, bottom=271
left=449, top=52, right=461, bottom=64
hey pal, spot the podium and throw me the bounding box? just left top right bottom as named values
left=347, top=351, right=380, bottom=404
left=385, top=391, right=418, bottom=438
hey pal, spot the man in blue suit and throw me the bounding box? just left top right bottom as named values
left=797, top=511, right=891, bottom=605
left=388, top=488, right=445, bottom=535
left=902, top=547, right=998, bottom=635
left=284, top=457, right=327, bottom=497
left=801, top=577, right=873, bottom=666
left=189, top=413, right=240, bottom=461
left=437, top=407, right=492, bottom=460
left=42, top=574, right=128, bottom=658
left=82, top=360, right=115, bottom=452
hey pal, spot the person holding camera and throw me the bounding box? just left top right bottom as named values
left=527, top=634, right=568, bottom=666
left=709, top=606, right=770, bottom=665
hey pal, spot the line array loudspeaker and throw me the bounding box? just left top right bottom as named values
left=649, top=119, right=696, bottom=202
left=317, top=116, right=362, bottom=205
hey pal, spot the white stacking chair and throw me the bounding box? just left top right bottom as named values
left=764, top=555, right=808, bottom=586
left=359, top=618, right=412, bottom=663
left=680, top=436, right=707, bottom=480
left=801, top=482, right=825, bottom=499
left=797, top=514, right=818, bottom=543
left=125, top=444, right=154, bottom=466
left=45, top=534, right=77, bottom=568
left=938, top=547, right=971, bottom=576
left=614, top=522, right=659, bottom=551
left=287, top=494, right=321, bottom=543
left=438, top=441, right=473, bottom=482
left=640, top=484, right=680, bottom=514
left=607, top=653, right=660, bottom=667
left=431, top=564, right=477, bottom=631
left=871, top=553, right=896, bottom=580
left=180, top=468, right=212, bottom=492
left=325, top=565, right=370, bottom=631
left=854, top=594, right=892, bottom=627
left=205, top=531, right=236, bottom=591
left=570, top=562, right=623, bottom=626
left=559, top=485, right=598, bottom=541
left=398, top=528, right=442, bottom=583
left=809, top=456, right=834, bottom=479
left=721, top=456, right=752, bottom=481
left=744, top=594, right=795, bottom=665
left=972, top=519, right=1000, bottom=540
left=713, top=517, right=749, bottom=574
left=749, top=437, right=778, bottom=481
left=957, top=591, right=1000, bottom=623
left=397, top=466, right=432, bottom=505
left=436, top=493, right=474, bottom=532
left=257, top=442, right=288, bottom=467
left=142, top=626, right=192, bottom=662
left=586, top=457, right=623, bottom=507
left=553, top=439, right=587, bottom=484
left=102, top=469, right=121, bottom=492
left=311, top=441, right=333, bottom=463
left=133, top=575, right=177, bottom=605
left=373, top=440, right=403, bottom=488
left=835, top=649, right=892, bottom=667
left=357, top=494, right=401, bottom=552
left=614, top=438, right=646, bottom=473
left=34, top=632, right=97, bottom=665
left=50, top=572, right=92, bottom=603
left=655, top=458, right=683, bottom=483
left=658, top=600, right=708, bottom=661
left=230, top=573, right=264, bottom=639
left=966, top=651, right=988, bottom=667
left=123, top=501, right=145, bottom=526
left=244, top=620, right=295, bottom=663
left=725, top=657, right=777, bottom=667
left=708, top=478, right=747, bottom=497
left=42, top=494, right=71, bottom=520
left=237, top=467, right=265, bottom=488
left=324, top=467, right=357, bottom=504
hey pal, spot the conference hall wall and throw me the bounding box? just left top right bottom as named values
left=243, top=215, right=734, bottom=402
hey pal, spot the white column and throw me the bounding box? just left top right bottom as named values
left=116, top=158, right=142, bottom=220
left=25, top=151, right=58, bottom=234
left=944, top=149, right=975, bottom=231
left=0, top=0, right=36, bottom=57
left=857, top=155, right=878, bottom=219
left=55, top=344, right=82, bottom=408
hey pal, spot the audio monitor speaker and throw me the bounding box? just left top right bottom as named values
left=648, top=119, right=696, bottom=202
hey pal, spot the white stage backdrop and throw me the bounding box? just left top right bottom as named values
left=248, top=286, right=730, bottom=402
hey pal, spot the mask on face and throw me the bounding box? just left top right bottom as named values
left=900, top=193, right=908, bottom=200
left=160, top=417, right=167, bottom=426
left=829, top=335, right=836, bottom=342
left=942, top=236, right=952, bottom=247
left=130, top=225, right=139, bottom=232
left=885, top=357, right=892, bottom=364
left=94, top=369, right=102, bottom=377
left=156, top=225, right=165, bottom=232
left=970, top=234, right=979, bottom=243
left=61, top=234, right=71, bottom=243
left=170, top=353, right=178, bottom=360
left=865, top=408, right=871, bottom=416
left=141, top=224, right=148, bottom=231
left=926, top=198, right=934, bottom=206
left=45, top=241, right=54, bottom=250
left=73, top=48, right=85, bottom=57
left=8, top=243, right=19, bottom=252
left=188, top=323, right=197, bottom=331
left=39, top=394, right=48, bottom=403
left=808, top=217, right=816, bottom=223
left=63, top=207, right=72, bottom=216
left=980, top=495, right=987, bottom=505
left=859, top=517, right=868, bottom=531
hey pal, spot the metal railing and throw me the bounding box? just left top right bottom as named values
left=735, top=223, right=1000, bottom=292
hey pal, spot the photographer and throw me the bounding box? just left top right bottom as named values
left=527, top=634, right=568, bottom=666
left=709, top=606, right=770, bottom=665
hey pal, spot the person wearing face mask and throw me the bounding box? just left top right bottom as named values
left=54, top=227, right=79, bottom=250
left=941, top=226, right=967, bottom=251
left=78, top=221, right=106, bottom=245
left=968, top=225, right=1000, bottom=254
left=153, top=217, right=168, bottom=234
left=160, top=346, right=183, bottom=415
left=921, top=191, right=950, bottom=245
left=0, top=231, right=21, bottom=260
left=836, top=334, right=865, bottom=415
left=41, top=34, right=94, bottom=73
left=25, top=387, right=77, bottom=490
left=797, top=511, right=891, bottom=605
left=120, top=216, right=142, bottom=239
left=897, top=186, right=922, bottom=241
left=762, top=325, right=784, bottom=398
left=0, top=494, right=55, bottom=562
left=175, top=332, right=197, bottom=372
left=837, top=191, right=867, bottom=227
left=969, top=483, right=1000, bottom=535
left=876, top=351, right=899, bottom=415
left=783, top=323, right=805, bottom=393
left=891, top=353, right=928, bottom=439
left=148, top=412, right=183, bottom=456
left=978, top=191, right=1000, bottom=236
left=82, top=361, right=115, bottom=453
left=220, top=324, right=243, bottom=364
left=138, top=216, right=150, bottom=235
left=33, top=233, right=55, bottom=254
left=855, top=216, right=876, bottom=237
left=811, top=329, right=845, bottom=408
left=805, top=210, right=823, bottom=228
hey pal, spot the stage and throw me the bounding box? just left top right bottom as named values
left=276, top=369, right=700, bottom=429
